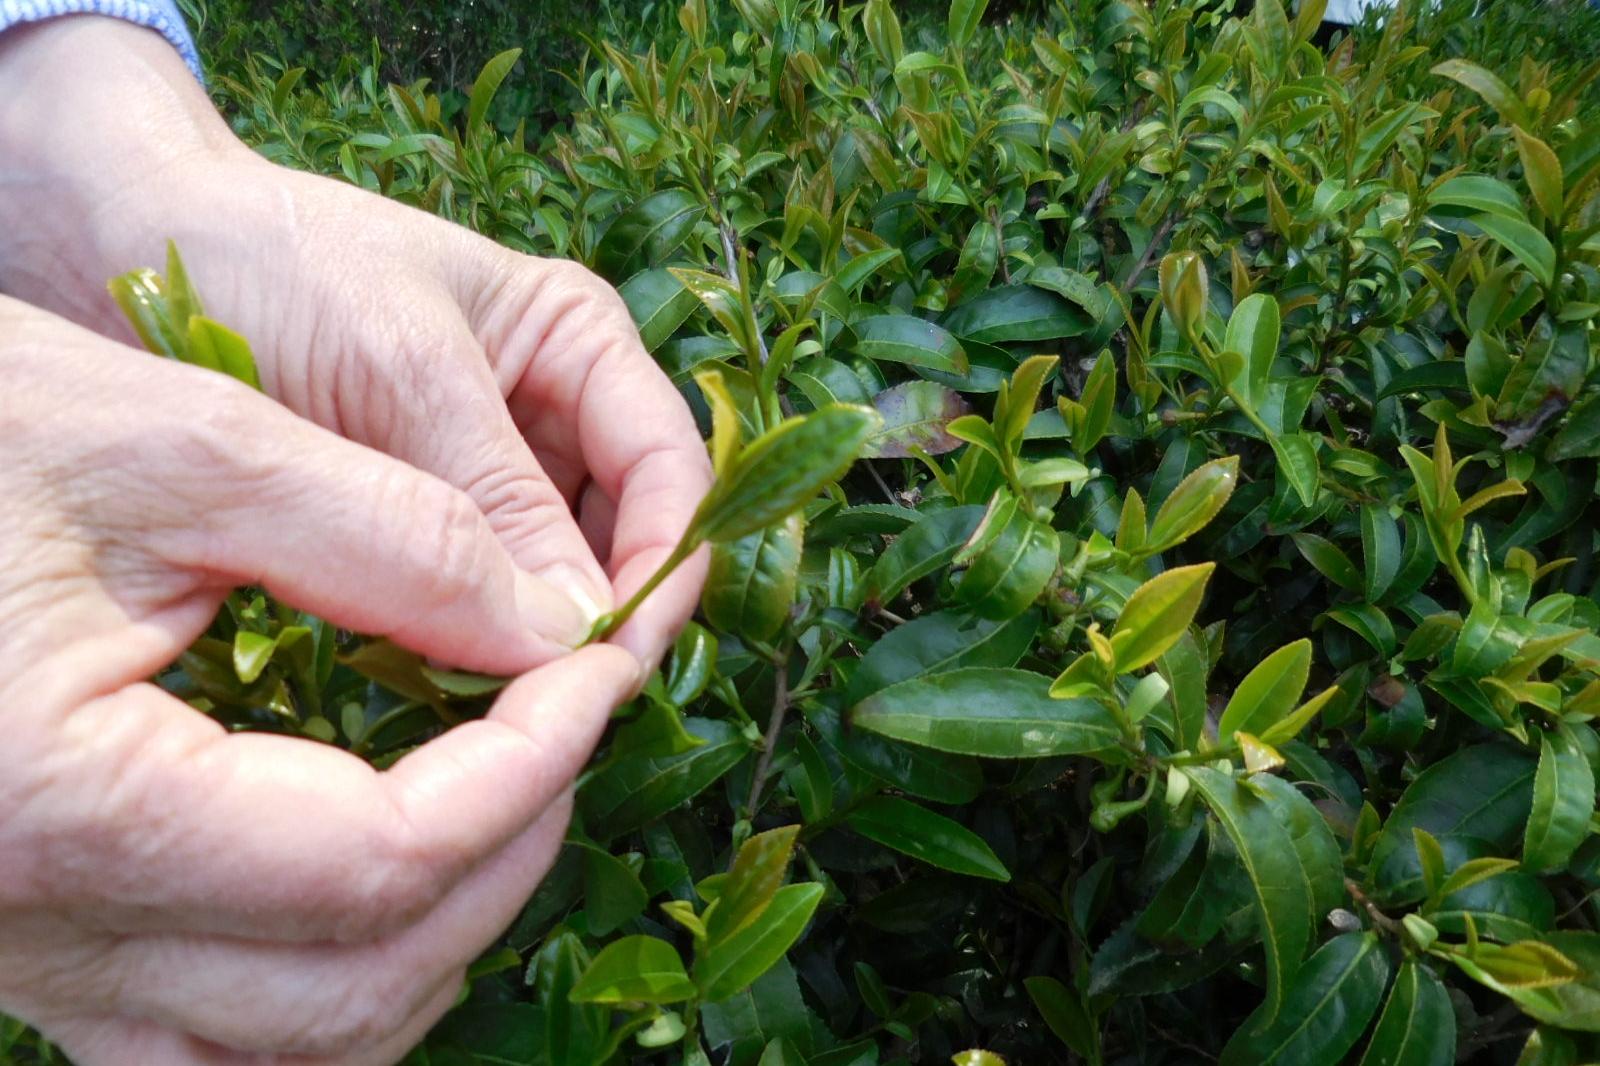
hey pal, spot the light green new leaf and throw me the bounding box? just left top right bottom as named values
left=694, top=883, right=824, bottom=1002
left=693, top=405, right=881, bottom=543
left=947, top=0, right=991, bottom=49
left=1217, top=640, right=1312, bottom=747
left=1145, top=456, right=1239, bottom=553
left=852, top=667, right=1122, bottom=757
left=1514, top=127, right=1565, bottom=222
left=706, top=825, right=801, bottom=943
left=467, top=48, right=521, bottom=133
left=1522, top=726, right=1595, bottom=874
left=1220, top=933, right=1390, bottom=1066
left=1110, top=563, right=1215, bottom=672
left=847, top=795, right=1010, bottom=881
left=1431, top=59, right=1532, bottom=127
left=1187, top=768, right=1313, bottom=1024
left=1223, top=293, right=1280, bottom=408
left=571, top=935, right=695, bottom=1005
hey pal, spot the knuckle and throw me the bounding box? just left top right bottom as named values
left=331, top=818, right=446, bottom=942
left=299, top=969, right=418, bottom=1056
left=385, top=475, right=494, bottom=608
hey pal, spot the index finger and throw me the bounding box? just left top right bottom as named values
left=476, top=258, right=713, bottom=669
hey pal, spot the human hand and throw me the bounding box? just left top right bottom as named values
left=0, top=297, right=651, bottom=1063
left=0, top=15, right=712, bottom=676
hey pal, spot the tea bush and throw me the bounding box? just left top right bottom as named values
left=7, top=0, right=1600, bottom=1063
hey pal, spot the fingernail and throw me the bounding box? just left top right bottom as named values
left=541, top=563, right=612, bottom=627
left=515, top=569, right=590, bottom=647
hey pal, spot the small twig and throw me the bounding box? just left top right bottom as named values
left=1120, top=210, right=1178, bottom=294
left=1149, top=1023, right=1218, bottom=1062
left=990, top=204, right=1011, bottom=283
left=866, top=461, right=898, bottom=504
left=1345, top=878, right=1406, bottom=938
left=719, top=222, right=741, bottom=284
left=745, top=654, right=791, bottom=819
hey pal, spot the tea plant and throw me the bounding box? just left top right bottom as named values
left=6, top=0, right=1600, bottom=1063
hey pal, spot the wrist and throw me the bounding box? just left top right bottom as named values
left=0, top=17, right=247, bottom=318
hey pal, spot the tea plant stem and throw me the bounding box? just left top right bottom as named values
left=866, top=461, right=898, bottom=504
left=591, top=535, right=701, bottom=641
left=990, top=205, right=1011, bottom=283
left=1121, top=209, right=1178, bottom=293
left=1344, top=878, right=1406, bottom=938
left=745, top=651, right=791, bottom=820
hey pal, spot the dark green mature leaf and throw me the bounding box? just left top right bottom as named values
left=1089, top=916, right=1243, bottom=997
left=868, top=505, right=986, bottom=604
left=583, top=719, right=752, bottom=839
left=620, top=267, right=699, bottom=351
left=595, top=187, right=704, bottom=279
left=953, top=493, right=1060, bottom=619
left=853, top=668, right=1121, bottom=757
left=847, top=796, right=1010, bottom=880
left=849, top=315, right=968, bottom=374
left=1252, top=774, right=1346, bottom=925
left=807, top=700, right=984, bottom=804
left=1429, top=175, right=1527, bottom=220
left=1024, top=976, right=1099, bottom=1059
left=941, top=285, right=1091, bottom=343
left=1187, top=768, right=1314, bottom=1023
left=575, top=841, right=648, bottom=936
left=847, top=609, right=1039, bottom=704
left=1370, top=745, right=1537, bottom=903
left=1472, top=213, right=1556, bottom=287
left=1361, top=505, right=1402, bottom=603
left=702, top=514, right=804, bottom=642
left=1269, top=433, right=1320, bottom=508
left=1220, top=933, right=1390, bottom=1066
left=1357, top=961, right=1456, bottom=1066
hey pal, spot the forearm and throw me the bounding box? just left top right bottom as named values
left=0, top=16, right=244, bottom=321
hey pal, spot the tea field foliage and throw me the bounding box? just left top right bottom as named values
left=9, top=0, right=1600, bottom=1062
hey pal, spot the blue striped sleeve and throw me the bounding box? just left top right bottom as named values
left=0, top=0, right=201, bottom=80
